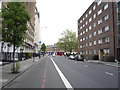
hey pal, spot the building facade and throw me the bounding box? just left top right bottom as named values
left=78, top=1, right=118, bottom=61
left=1, top=2, right=40, bottom=53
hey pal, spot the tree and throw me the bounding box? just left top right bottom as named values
left=2, top=2, right=30, bottom=73
left=41, top=43, right=46, bottom=52
left=56, top=29, right=78, bottom=53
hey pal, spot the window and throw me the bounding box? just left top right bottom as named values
left=104, top=4, right=108, bottom=10
left=103, top=48, right=110, bottom=54
left=94, top=31, right=97, bottom=36
left=98, top=19, right=102, bottom=24
left=89, top=26, right=92, bottom=30
left=85, top=21, right=88, bottom=25
left=82, top=44, right=85, bottom=48
left=94, top=50, right=97, bottom=54
left=89, top=42, right=92, bottom=46
left=86, top=36, right=88, bottom=40
left=80, top=39, right=82, bottom=42
left=80, top=26, right=82, bottom=29
left=86, top=43, right=88, bottom=47
left=104, top=15, right=109, bottom=21
left=86, top=28, right=88, bottom=32
left=83, top=17, right=85, bottom=21
left=86, top=14, right=88, bottom=18
left=93, top=5, right=96, bottom=10
left=98, top=39, right=102, bottom=44
left=94, top=41, right=97, bottom=45
left=83, top=37, right=85, bottom=41
left=105, top=26, right=109, bottom=32
left=83, top=24, right=85, bottom=27
left=98, top=0, right=101, bottom=5
left=89, top=10, right=92, bottom=14
left=89, top=50, right=93, bottom=54
left=89, top=34, right=92, bottom=38
left=98, top=9, right=102, bottom=15
left=98, top=37, right=110, bottom=44
left=98, top=29, right=102, bottom=34
left=93, top=22, right=96, bottom=27
left=83, top=31, right=85, bottom=34
left=105, top=37, right=110, bottom=42
left=93, top=14, right=96, bottom=19
left=89, top=18, right=92, bottom=22
left=86, top=51, right=88, bottom=54
left=80, top=20, right=82, bottom=23
left=80, top=45, right=82, bottom=48
left=80, top=32, right=83, bottom=35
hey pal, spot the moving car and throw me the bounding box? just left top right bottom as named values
left=75, top=54, right=84, bottom=61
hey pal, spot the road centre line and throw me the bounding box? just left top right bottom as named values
left=105, top=72, right=114, bottom=76
left=50, top=58, right=74, bottom=89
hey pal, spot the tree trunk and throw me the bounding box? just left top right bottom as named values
left=12, top=42, right=16, bottom=73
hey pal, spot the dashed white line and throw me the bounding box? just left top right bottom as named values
left=84, top=65, right=88, bottom=67
left=51, top=58, right=73, bottom=89
left=105, top=72, right=114, bottom=76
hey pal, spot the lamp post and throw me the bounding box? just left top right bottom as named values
left=33, top=44, right=35, bottom=62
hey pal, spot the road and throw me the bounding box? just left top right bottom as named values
left=4, top=56, right=119, bottom=88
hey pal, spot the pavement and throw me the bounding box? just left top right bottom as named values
left=86, top=60, right=120, bottom=68
left=0, top=56, right=42, bottom=88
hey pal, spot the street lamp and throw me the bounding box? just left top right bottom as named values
left=33, top=43, right=35, bottom=62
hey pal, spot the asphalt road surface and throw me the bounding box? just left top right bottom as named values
left=4, top=56, right=119, bottom=88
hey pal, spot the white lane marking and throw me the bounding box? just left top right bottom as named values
left=84, top=65, right=88, bottom=67
left=51, top=58, right=73, bottom=89
left=105, top=72, right=114, bottom=76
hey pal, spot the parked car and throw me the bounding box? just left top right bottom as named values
left=75, top=54, right=84, bottom=61
left=68, top=55, right=75, bottom=60
left=52, top=53, right=56, bottom=57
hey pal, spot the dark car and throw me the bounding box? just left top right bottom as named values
left=75, top=54, right=84, bottom=61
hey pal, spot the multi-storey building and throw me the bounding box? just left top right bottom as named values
left=78, top=1, right=118, bottom=61
left=1, top=2, right=40, bottom=53
left=116, top=1, right=120, bottom=61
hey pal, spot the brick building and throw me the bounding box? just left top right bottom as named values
left=78, top=1, right=119, bottom=61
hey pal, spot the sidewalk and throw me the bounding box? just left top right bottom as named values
left=86, top=60, right=120, bottom=68
left=0, top=57, right=43, bottom=88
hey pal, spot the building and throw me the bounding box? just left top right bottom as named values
left=0, top=1, right=41, bottom=61
left=34, top=7, right=41, bottom=53
left=116, top=1, right=120, bottom=61
left=1, top=2, right=40, bottom=53
left=78, top=1, right=118, bottom=61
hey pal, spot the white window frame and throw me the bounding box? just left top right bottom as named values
left=89, top=26, right=92, bottom=30
left=93, top=22, right=96, bottom=27
left=98, top=0, right=102, bottom=5
left=93, top=14, right=96, bottom=19
left=89, top=10, right=92, bottom=15
left=93, top=5, right=96, bottom=10
left=104, top=15, right=109, bottom=21
left=105, top=26, right=109, bottom=32
left=98, top=9, right=102, bottom=15
left=104, top=4, right=109, bottom=10
left=89, top=18, right=92, bottom=22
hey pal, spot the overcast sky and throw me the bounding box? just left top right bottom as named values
left=36, top=0, right=94, bottom=45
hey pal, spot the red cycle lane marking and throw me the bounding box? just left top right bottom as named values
left=41, top=59, right=48, bottom=88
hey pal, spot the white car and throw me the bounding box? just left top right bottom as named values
left=68, top=55, right=75, bottom=60
left=52, top=53, right=56, bottom=57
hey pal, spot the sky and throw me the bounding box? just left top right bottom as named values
left=36, top=0, right=94, bottom=45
